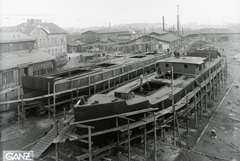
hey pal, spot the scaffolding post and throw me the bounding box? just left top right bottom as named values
left=171, top=66, right=176, bottom=147
left=225, top=44, right=227, bottom=83
left=153, top=114, right=157, bottom=161
left=193, top=86, right=197, bottom=125
left=116, top=117, right=120, bottom=161
left=63, top=107, right=66, bottom=120
left=48, top=82, right=50, bottom=119
left=88, top=74, right=91, bottom=96
left=122, top=67, right=124, bottom=82
left=212, top=76, right=216, bottom=100
left=71, top=79, right=73, bottom=104
left=144, top=113, right=147, bottom=155
left=55, top=120, right=59, bottom=161
left=113, top=69, right=116, bottom=87
left=200, top=79, right=203, bottom=118
left=162, top=101, right=165, bottom=142
left=17, top=88, right=20, bottom=126
left=205, top=80, right=207, bottom=111
left=185, top=90, right=189, bottom=135
left=209, top=54, right=211, bottom=104
left=108, top=76, right=110, bottom=92
left=88, top=126, right=92, bottom=161
left=175, top=115, right=182, bottom=148
left=76, top=87, right=79, bottom=100
left=53, top=83, right=56, bottom=121
left=118, top=116, right=134, bottom=161
left=94, top=83, right=96, bottom=94
left=21, top=97, right=25, bottom=129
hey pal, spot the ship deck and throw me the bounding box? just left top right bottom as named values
left=85, top=57, right=221, bottom=106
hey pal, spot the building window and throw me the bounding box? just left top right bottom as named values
left=48, top=38, right=50, bottom=44
left=33, top=71, right=37, bottom=76
left=51, top=38, right=54, bottom=44
left=48, top=50, right=50, bottom=54
left=2, top=70, right=14, bottom=85
left=184, top=64, right=188, bottom=68
left=48, top=68, right=52, bottom=73
left=165, top=64, right=169, bottom=67
left=55, top=49, right=57, bottom=55
left=43, top=38, right=45, bottom=45
left=39, top=39, right=42, bottom=46
left=52, top=49, right=54, bottom=55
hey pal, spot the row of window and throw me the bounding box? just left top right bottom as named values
left=1, top=70, right=14, bottom=86
left=38, top=37, right=65, bottom=47
left=47, top=48, right=62, bottom=55
left=33, top=68, right=53, bottom=76
left=165, top=64, right=188, bottom=68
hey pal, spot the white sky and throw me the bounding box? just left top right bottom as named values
left=0, top=0, right=240, bottom=28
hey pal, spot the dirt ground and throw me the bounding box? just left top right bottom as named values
left=1, top=41, right=239, bottom=161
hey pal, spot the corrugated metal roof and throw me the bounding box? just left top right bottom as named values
left=157, top=57, right=206, bottom=65
left=0, top=32, right=35, bottom=43
left=0, top=50, right=55, bottom=71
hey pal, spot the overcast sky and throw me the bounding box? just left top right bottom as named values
left=0, top=0, right=240, bottom=28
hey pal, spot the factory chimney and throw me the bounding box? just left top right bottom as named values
left=162, top=16, right=165, bottom=31
left=177, top=5, right=180, bottom=36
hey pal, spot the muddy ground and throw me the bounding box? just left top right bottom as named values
left=0, top=41, right=239, bottom=161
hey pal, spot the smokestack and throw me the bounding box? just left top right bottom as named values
left=177, top=5, right=180, bottom=36
left=162, top=16, right=165, bottom=31
left=109, top=23, right=111, bottom=28
left=182, top=27, right=184, bottom=36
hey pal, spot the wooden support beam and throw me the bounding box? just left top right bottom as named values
left=88, top=127, right=92, bottom=161
left=108, top=77, right=110, bottom=93
left=175, top=116, right=182, bottom=148
left=113, top=70, right=116, bottom=87
left=200, top=80, right=203, bottom=118
left=17, top=88, right=20, bottom=126
left=55, top=121, right=59, bottom=161
left=21, top=97, right=25, bottom=128
left=94, top=83, right=96, bottom=94
left=88, top=75, right=91, bottom=96
left=153, top=114, right=157, bottom=161
left=127, top=119, right=130, bottom=161
left=205, top=80, right=207, bottom=111
left=48, top=82, right=51, bottom=118
left=185, top=89, right=189, bottom=135
left=53, top=83, right=56, bottom=120
left=75, top=124, right=95, bottom=129
left=71, top=79, right=73, bottom=104
left=193, top=86, right=197, bottom=125
left=162, top=101, right=165, bottom=142
left=144, top=113, right=147, bottom=155
left=116, top=117, right=120, bottom=161
left=118, top=116, right=135, bottom=122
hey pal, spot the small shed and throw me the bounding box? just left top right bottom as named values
left=157, top=57, right=207, bottom=75
left=0, top=49, right=55, bottom=90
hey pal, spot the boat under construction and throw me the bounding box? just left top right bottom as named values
left=0, top=41, right=228, bottom=161
left=46, top=46, right=225, bottom=161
